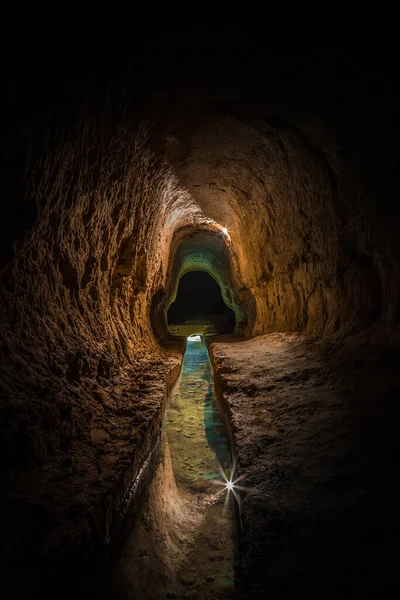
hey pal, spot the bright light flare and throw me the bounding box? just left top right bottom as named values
left=187, top=334, right=201, bottom=341
left=210, top=459, right=247, bottom=508
left=215, top=223, right=230, bottom=239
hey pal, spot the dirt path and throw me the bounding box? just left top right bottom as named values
left=112, top=335, right=237, bottom=600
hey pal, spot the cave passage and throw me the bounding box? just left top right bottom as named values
left=2, top=48, right=400, bottom=600
left=167, top=270, right=236, bottom=336
left=113, top=334, right=240, bottom=599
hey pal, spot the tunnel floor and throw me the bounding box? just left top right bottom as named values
left=209, top=331, right=400, bottom=598
left=112, top=335, right=238, bottom=600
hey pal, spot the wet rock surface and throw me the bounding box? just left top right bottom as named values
left=211, top=332, right=400, bottom=598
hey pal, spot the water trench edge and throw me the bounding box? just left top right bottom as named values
left=111, top=334, right=246, bottom=598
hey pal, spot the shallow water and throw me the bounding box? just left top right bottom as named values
left=113, top=335, right=238, bottom=599
left=167, top=334, right=232, bottom=492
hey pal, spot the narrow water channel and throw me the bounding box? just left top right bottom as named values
left=112, top=334, right=240, bottom=600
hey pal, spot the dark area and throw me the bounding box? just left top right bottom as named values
left=167, top=270, right=235, bottom=330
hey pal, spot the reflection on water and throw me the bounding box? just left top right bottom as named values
left=113, top=334, right=241, bottom=600
left=165, top=334, right=236, bottom=594
left=167, top=334, right=232, bottom=487
left=175, top=335, right=231, bottom=464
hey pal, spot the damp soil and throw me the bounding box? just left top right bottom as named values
left=112, top=335, right=238, bottom=600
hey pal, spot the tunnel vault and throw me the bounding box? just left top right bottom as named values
left=150, top=226, right=250, bottom=343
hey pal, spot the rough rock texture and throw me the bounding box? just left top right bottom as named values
left=163, top=109, right=399, bottom=337
left=210, top=332, right=400, bottom=598
left=1, top=93, right=190, bottom=597
left=1, top=48, right=399, bottom=598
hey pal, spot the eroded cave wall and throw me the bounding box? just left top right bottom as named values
left=1, top=49, right=399, bottom=597
left=164, top=110, right=400, bottom=338
left=1, top=59, right=399, bottom=489
left=2, top=116, right=170, bottom=469
left=0, top=81, right=208, bottom=596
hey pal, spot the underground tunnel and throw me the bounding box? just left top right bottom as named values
left=1, top=46, right=400, bottom=600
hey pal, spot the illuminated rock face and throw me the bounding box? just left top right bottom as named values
left=163, top=112, right=398, bottom=337
left=0, top=52, right=399, bottom=597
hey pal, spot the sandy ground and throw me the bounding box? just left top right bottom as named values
left=210, top=331, right=400, bottom=599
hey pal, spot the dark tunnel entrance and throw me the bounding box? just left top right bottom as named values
left=167, top=270, right=235, bottom=336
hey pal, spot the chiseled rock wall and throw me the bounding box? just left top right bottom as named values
left=0, top=98, right=189, bottom=597
left=0, top=57, right=398, bottom=597
left=166, top=112, right=399, bottom=338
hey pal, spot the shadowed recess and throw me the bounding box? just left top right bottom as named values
left=167, top=270, right=235, bottom=335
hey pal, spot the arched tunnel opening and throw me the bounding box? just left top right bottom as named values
left=167, top=271, right=236, bottom=335
left=1, top=45, right=400, bottom=600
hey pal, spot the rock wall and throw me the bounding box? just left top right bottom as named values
left=163, top=111, right=399, bottom=337
left=0, top=85, right=194, bottom=597
left=1, top=50, right=399, bottom=597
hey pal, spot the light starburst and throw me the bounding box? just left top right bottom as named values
left=209, top=459, right=246, bottom=507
